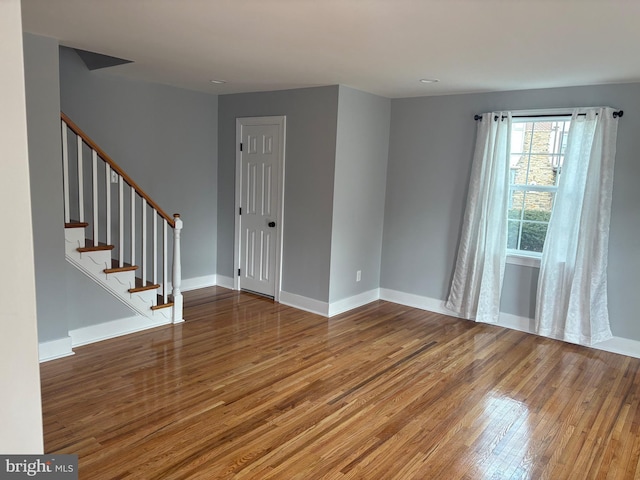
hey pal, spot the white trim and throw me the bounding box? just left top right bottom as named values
left=379, top=288, right=452, bottom=316
left=279, top=291, right=329, bottom=317
left=216, top=275, right=234, bottom=289
left=275, top=118, right=286, bottom=302
left=168, top=274, right=217, bottom=292
left=328, top=289, right=380, bottom=317
left=378, top=289, right=640, bottom=359
left=496, top=314, right=640, bottom=359
left=234, top=116, right=286, bottom=300
left=69, top=315, right=171, bottom=347
left=498, top=312, right=535, bottom=333
left=234, top=119, right=241, bottom=292
left=594, top=337, right=640, bottom=359
left=39, top=336, right=74, bottom=362
left=506, top=254, right=541, bottom=268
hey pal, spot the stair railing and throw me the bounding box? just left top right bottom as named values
left=60, top=112, right=183, bottom=323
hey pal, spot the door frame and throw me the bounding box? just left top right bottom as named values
left=234, top=116, right=286, bottom=301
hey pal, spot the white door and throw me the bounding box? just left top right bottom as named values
left=235, top=117, right=285, bottom=298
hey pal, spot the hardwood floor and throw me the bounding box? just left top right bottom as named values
left=41, top=287, right=640, bottom=479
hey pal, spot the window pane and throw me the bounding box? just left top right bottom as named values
left=519, top=221, right=548, bottom=253
left=510, top=120, right=568, bottom=188
left=510, top=123, right=526, bottom=167
left=527, top=121, right=553, bottom=155
left=509, top=190, right=525, bottom=214
left=508, top=209, right=522, bottom=220
left=526, top=154, right=557, bottom=187
left=511, top=157, right=530, bottom=185
left=521, top=191, right=554, bottom=219
left=508, top=220, right=520, bottom=249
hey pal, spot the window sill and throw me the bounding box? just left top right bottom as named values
left=506, top=253, right=541, bottom=268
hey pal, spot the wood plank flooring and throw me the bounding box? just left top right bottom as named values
left=40, top=287, right=640, bottom=479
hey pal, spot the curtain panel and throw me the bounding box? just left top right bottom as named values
left=446, top=112, right=512, bottom=323
left=535, top=107, right=619, bottom=345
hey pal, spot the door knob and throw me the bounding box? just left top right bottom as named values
left=268, top=221, right=276, bottom=228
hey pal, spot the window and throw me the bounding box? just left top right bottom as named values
left=507, top=117, right=570, bottom=257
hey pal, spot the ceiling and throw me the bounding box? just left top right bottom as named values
left=21, top=0, right=640, bottom=99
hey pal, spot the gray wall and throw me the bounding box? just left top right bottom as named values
left=329, top=86, right=390, bottom=302
left=23, top=33, right=69, bottom=342
left=59, top=47, right=218, bottom=284
left=382, top=83, right=640, bottom=340
left=218, top=86, right=339, bottom=302
left=65, top=263, right=135, bottom=330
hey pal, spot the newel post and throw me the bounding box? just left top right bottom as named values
left=172, top=213, right=184, bottom=323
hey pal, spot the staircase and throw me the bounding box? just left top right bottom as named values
left=60, top=113, right=183, bottom=324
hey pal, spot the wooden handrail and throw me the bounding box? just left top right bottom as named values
left=61, top=112, right=175, bottom=227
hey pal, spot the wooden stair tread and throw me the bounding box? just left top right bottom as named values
left=77, top=239, right=115, bottom=252
left=104, top=259, right=138, bottom=274
left=65, top=221, right=89, bottom=228
left=128, top=278, right=161, bottom=293
left=151, top=294, right=174, bottom=310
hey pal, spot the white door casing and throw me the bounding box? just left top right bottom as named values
left=234, top=116, right=285, bottom=299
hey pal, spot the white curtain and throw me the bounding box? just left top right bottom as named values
left=535, top=107, right=619, bottom=345
left=446, top=112, right=512, bottom=323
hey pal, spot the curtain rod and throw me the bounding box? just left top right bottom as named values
left=474, top=111, right=624, bottom=121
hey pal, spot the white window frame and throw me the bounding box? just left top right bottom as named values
left=505, top=110, right=573, bottom=268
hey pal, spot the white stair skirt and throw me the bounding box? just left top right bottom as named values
left=64, top=226, right=173, bottom=323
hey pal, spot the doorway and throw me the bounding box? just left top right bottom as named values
left=234, top=116, right=286, bottom=299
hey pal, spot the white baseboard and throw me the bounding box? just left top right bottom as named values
left=496, top=314, right=640, bottom=359
left=168, top=275, right=217, bottom=293
left=595, top=337, right=640, bottom=359
left=379, top=288, right=640, bottom=359
left=379, top=288, right=452, bottom=316
left=279, top=291, right=329, bottom=317
left=329, top=289, right=380, bottom=317
left=39, top=336, right=74, bottom=363
left=216, top=275, right=234, bottom=289
left=69, top=315, right=171, bottom=347
left=498, top=312, right=535, bottom=333
left=183, top=274, right=217, bottom=291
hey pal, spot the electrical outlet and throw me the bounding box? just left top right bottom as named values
left=356, top=270, right=361, bottom=282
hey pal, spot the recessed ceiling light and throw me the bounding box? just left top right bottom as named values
left=210, top=79, right=226, bottom=84
left=419, top=78, right=439, bottom=84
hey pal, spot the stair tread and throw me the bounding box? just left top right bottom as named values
left=128, top=278, right=161, bottom=293
left=104, top=259, right=139, bottom=274
left=65, top=221, right=89, bottom=228
left=152, top=294, right=174, bottom=310
left=77, top=239, right=115, bottom=252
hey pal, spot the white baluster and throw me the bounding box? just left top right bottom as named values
left=163, top=219, right=168, bottom=304
left=118, top=176, right=124, bottom=268
left=92, top=150, right=98, bottom=246
left=61, top=121, right=70, bottom=224
left=130, top=188, right=135, bottom=266
left=77, top=136, right=84, bottom=223
left=142, top=201, right=147, bottom=286
left=105, top=164, right=111, bottom=246
left=172, top=214, right=183, bottom=323
left=153, top=213, right=158, bottom=286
